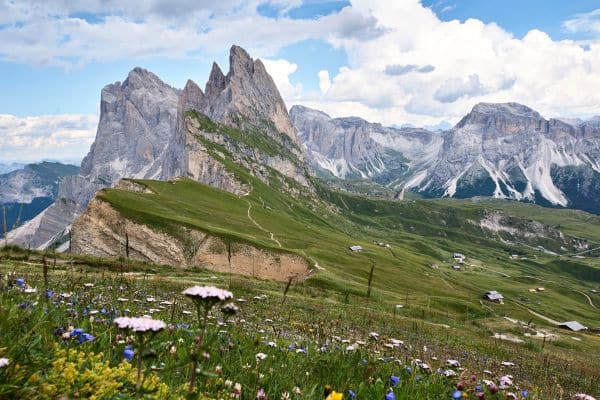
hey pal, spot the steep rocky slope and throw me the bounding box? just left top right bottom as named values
left=6, top=68, right=179, bottom=249
left=0, top=162, right=79, bottom=238
left=418, top=103, right=600, bottom=212
left=8, top=45, right=310, bottom=250
left=71, top=193, right=310, bottom=281
left=295, top=103, right=600, bottom=213
left=290, top=105, right=441, bottom=185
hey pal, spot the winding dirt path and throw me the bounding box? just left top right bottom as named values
left=245, top=200, right=282, bottom=248
left=519, top=275, right=596, bottom=309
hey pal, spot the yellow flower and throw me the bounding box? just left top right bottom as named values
left=326, top=391, right=343, bottom=400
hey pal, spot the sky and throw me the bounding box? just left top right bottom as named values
left=1, top=0, right=600, bottom=163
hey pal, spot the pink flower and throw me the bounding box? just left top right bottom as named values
left=256, top=388, right=267, bottom=400
left=114, top=317, right=166, bottom=333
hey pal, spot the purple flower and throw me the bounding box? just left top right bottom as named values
left=386, top=391, right=395, bottom=400
left=78, top=333, right=94, bottom=344
left=452, top=390, right=462, bottom=399
left=15, top=278, right=25, bottom=286
left=123, top=346, right=134, bottom=361
left=71, top=328, right=84, bottom=336
left=390, top=375, right=400, bottom=387
left=348, top=390, right=356, bottom=399
left=521, top=390, right=528, bottom=398
left=255, top=388, right=266, bottom=400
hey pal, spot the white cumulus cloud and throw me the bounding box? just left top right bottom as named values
left=1, top=0, right=600, bottom=130
left=0, top=114, right=98, bottom=163
left=290, top=0, right=600, bottom=126
left=261, top=58, right=303, bottom=101
left=318, top=70, right=331, bottom=94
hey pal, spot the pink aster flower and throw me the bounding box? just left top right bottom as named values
left=114, top=317, right=166, bottom=333
left=182, top=285, right=233, bottom=302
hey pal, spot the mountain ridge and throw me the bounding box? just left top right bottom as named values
left=293, top=102, right=600, bottom=214
left=7, top=45, right=309, bottom=250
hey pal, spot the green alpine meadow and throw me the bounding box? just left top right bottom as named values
left=2, top=3, right=600, bottom=399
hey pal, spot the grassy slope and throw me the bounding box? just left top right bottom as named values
left=91, top=111, right=600, bottom=392
left=99, top=176, right=600, bottom=332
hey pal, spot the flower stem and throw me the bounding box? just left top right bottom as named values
left=187, top=302, right=211, bottom=394
left=136, top=333, right=145, bottom=390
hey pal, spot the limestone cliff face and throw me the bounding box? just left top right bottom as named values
left=161, top=45, right=310, bottom=194
left=291, top=105, right=441, bottom=185
left=421, top=103, right=600, bottom=212
left=81, top=67, right=179, bottom=183
left=206, top=46, right=301, bottom=150
left=71, top=197, right=310, bottom=281
left=295, top=102, right=600, bottom=214
left=10, top=45, right=310, bottom=249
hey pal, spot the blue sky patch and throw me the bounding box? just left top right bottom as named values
left=423, top=0, right=600, bottom=40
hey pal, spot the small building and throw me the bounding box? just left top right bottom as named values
left=349, top=245, right=363, bottom=252
left=509, top=254, right=519, bottom=260
left=453, top=252, right=465, bottom=260
left=536, top=287, right=545, bottom=292
left=528, top=288, right=537, bottom=293
left=483, top=291, right=504, bottom=303
left=558, top=321, right=588, bottom=332
left=591, top=289, right=598, bottom=294
left=452, top=265, right=461, bottom=271
left=373, top=241, right=391, bottom=248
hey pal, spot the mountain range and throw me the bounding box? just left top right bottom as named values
left=0, top=162, right=79, bottom=239
left=6, top=45, right=309, bottom=250
left=4, top=45, right=600, bottom=252
left=292, top=103, right=600, bottom=213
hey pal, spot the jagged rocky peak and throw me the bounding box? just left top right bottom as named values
left=291, top=104, right=443, bottom=183
left=290, top=105, right=331, bottom=120
left=229, top=44, right=255, bottom=75
left=180, top=79, right=206, bottom=112
left=205, top=62, right=227, bottom=104
left=80, top=66, right=179, bottom=183
left=202, top=45, right=301, bottom=147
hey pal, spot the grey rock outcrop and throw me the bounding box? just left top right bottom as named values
left=290, top=105, right=442, bottom=185
left=0, top=162, right=80, bottom=240
left=418, top=103, right=600, bottom=213
left=208, top=46, right=301, bottom=150
left=0, top=162, right=79, bottom=204
left=81, top=67, right=180, bottom=183
left=7, top=69, right=179, bottom=249
left=1, top=167, right=52, bottom=205
left=295, top=102, right=600, bottom=213
left=9, top=45, right=310, bottom=249
left=161, top=45, right=309, bottom=192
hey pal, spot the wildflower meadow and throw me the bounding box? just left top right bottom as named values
left=0, top=249, right=597, bottom=399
